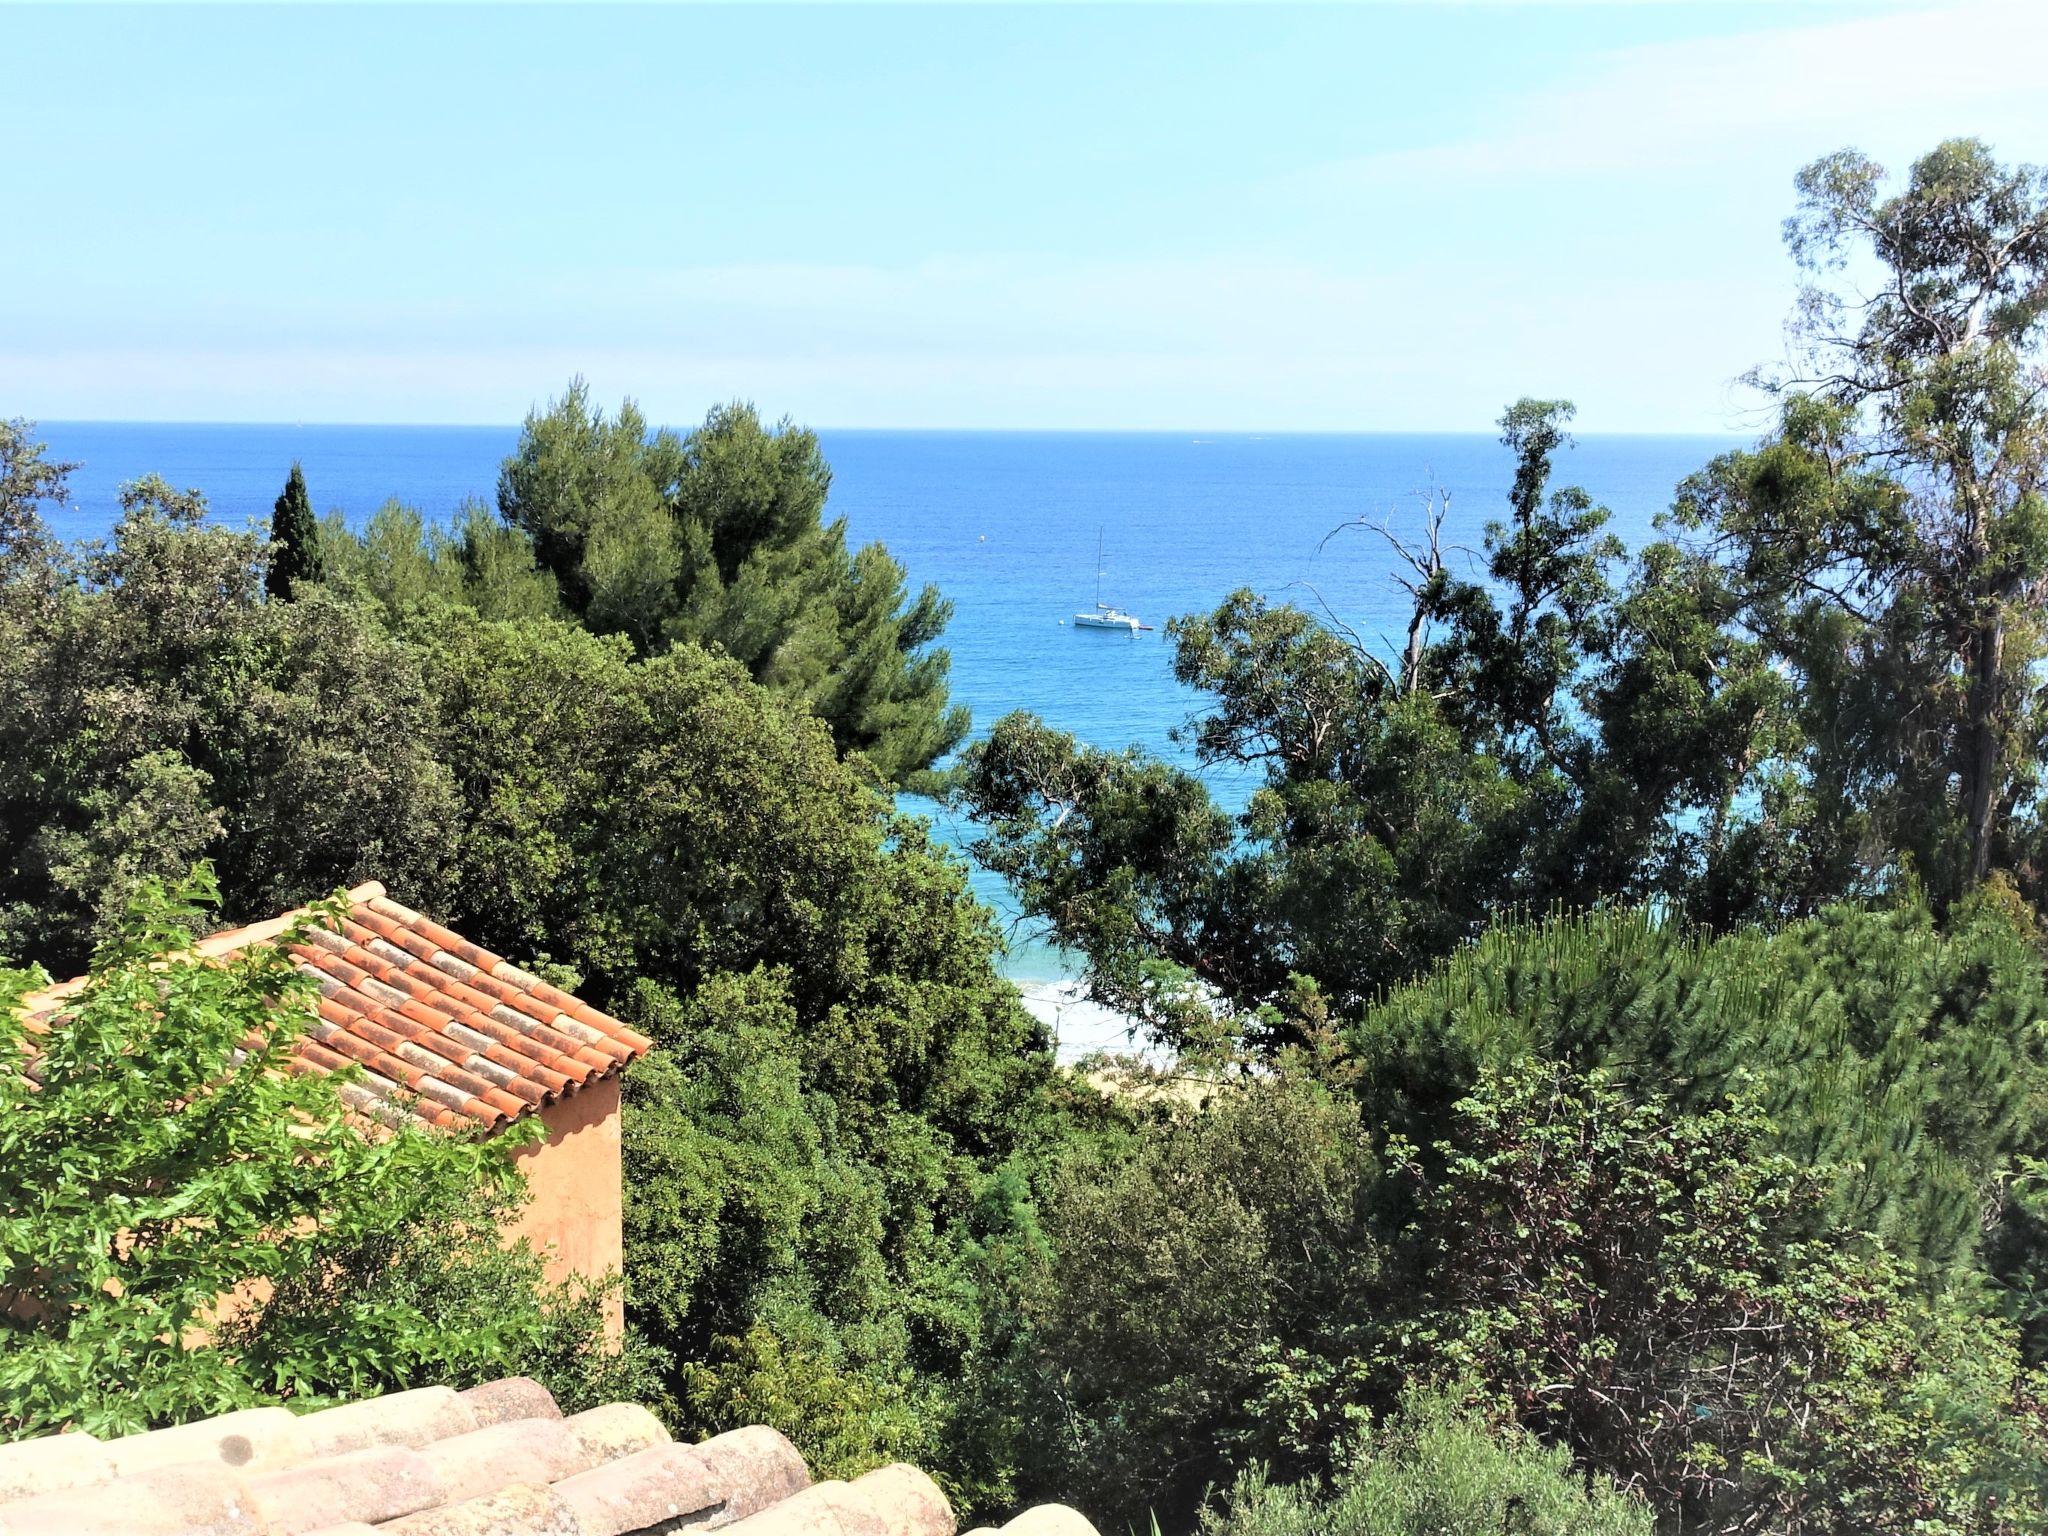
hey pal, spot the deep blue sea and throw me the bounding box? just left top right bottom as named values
left=31, top=422, right=1742, bottom=1014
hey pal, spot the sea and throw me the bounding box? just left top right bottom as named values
left=30, top=422, right=1743, bottom=1057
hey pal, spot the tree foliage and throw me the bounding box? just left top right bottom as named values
left=0, top=418, right=69, bottom=583
left=1346, top=892, right=2048, bottom=1279
left=379, top=606, right=1057, bottom=1506
left=496, top=381, right=967, bottom=783
left=958, top=398, right=1777, bottom=1046
left=266, top=461, right=324, bottom=599
left=1765, top=141, right=2048, bottom=896
left=0, top=869, right=629, bottom=1439
left=1204, top=1384, right=1654, bottom=1536
left=0, top=433, right=1055, bottom=1504
left=319, top=498, right=562, bottom=625
left=958, top=140, right=2048, bottom=1051
left=1394, top=1062, right=2048, bottom=1536
left=1012, top=898, right=2048, bottom=1532
left=1017, top=1077, right=1380, bottom=1517
left=0, top=478, right=459, bottom=973
left=621, top=971, right=1056, bottom=1505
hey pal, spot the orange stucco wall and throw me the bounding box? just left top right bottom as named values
left=504, top=1073, right=625, bottom=1336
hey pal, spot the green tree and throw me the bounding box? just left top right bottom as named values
left=1344, top=894, right=2048, bottom=1281
left=957, top=401, right=1775, bottom=1048
left=0, top=417, right=70, bottom=583
left=499, top=381, right=967, bottom=783
left=266, top=460, right=324, bottom=599
left=495, top=379, right=679, bottom=633
left=1674, top=140, right=2048, bottom=907
left=387, top=608, right=1061, bottom=1509
left=1015, top=1077, right=1381, bottom=1521
left=318, top=499, right=562, bottom=624
left=622, top=970, right=1055, bottom=1501
left=0, top=475, right=459, bottom=972
left=0, top=868, right=627, bottom=1438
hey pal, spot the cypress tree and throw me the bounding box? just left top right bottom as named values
left=266, top=461, right=324, bottom=599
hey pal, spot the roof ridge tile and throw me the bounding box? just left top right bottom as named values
left=0, top=1377, right=1108, bottom=1536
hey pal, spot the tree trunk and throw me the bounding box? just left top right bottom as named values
left=1963, top=611, right=2004, bottom=888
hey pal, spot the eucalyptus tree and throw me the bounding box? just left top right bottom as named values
left=1676, top=139, right=2048, bottom=903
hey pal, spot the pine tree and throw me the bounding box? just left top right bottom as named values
left=498, top=384, right=967, bottom=782
left=266, top=460, right=324, bottom=599
left=1343, top=893, right=2048, bottom=1278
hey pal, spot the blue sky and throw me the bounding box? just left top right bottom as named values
left=5, top=1, right=2045, bottom=430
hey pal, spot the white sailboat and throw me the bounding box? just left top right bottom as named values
left=1072, top=531, right=1149, bottom=632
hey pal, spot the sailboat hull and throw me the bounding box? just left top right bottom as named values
left=1075, top=532, right=1144, bottom=630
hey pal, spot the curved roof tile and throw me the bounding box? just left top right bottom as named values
left=0, top=1374, right=1104, bottom=1536
left=16, top=882, right=650, bottom=1134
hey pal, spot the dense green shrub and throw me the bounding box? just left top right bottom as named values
left=1395, top=1062, right=2048, bottom=1535
left=1203, top=1384, right=1653, bottom=1536
left=620, top=962, right=1055, bottom=1508
left=1015, top=1076, right=1381, bottom=1520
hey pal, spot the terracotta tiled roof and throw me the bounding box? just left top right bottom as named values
left=16, top=883, right=651, bottom=1134
left=0, top=1377, right=1104, bottom=1536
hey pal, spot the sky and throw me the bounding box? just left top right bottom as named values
left=4, top=0, right=2046, bottom=432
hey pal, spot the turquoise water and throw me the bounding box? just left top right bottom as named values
left=31, top=423, right=1741, bottom=984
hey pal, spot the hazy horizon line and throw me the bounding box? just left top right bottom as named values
left=30, top=416, right=1754, bottom=440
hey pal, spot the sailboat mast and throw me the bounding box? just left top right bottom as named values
left=1095, top=528, right=1104, bottom=606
